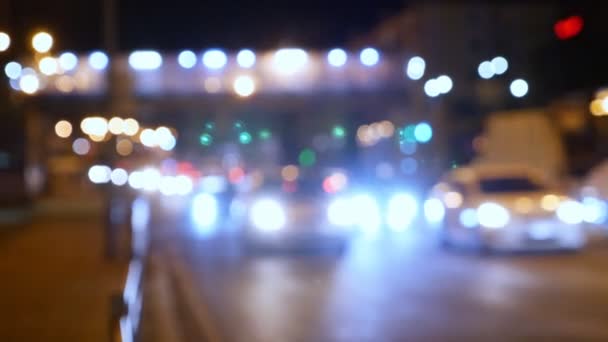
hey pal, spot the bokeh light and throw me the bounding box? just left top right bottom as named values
left=478, top=61, right=494, bottom=79
left=108, top=117, right=124, bottom=135
left=111, top=168, right=129, bottom=186
left=4, top=61, right=21, bottom=79
left=510, top=79, right=529, bottom=98
left=59, top=52, right=78, bottom=71
left=436, top=75, right=453, bottom=94
left=81, top=117, right=108, bottom=136
left=202, top=49, right=227, bottom=69
left=238, top=131, right=252, bottom=144
left=327, top=48, right=347, bottom=67
left=55, top=75, right=75, bottom=93
left=414, top=122, right=433, bottom=143
left=178, top=50, right=197, bottom=69
left=298, top=148, right=316, bottom=167
left=332, top=125, right=346, bottom=138
left=273, top=48, right=308, bottom=75
left=204, top=77, right=221, bottom=93
left=199, top=133, right=213, bottom=146
left=359, top=47, right=379, bottom=66
left=424, top=78, right=440, bottom=97
left=88, top=165, right=112, bottom=184
left=233, top=75, right=256, bottom=97
left=236, top=49, right=256, bottom=68
left=491, top=56, right=508, bottom=75
left=0, top=32, right=10, bottom=52
left=19, top=74, right=40, bottom=94
left=88, top=51, right=109, bottom=70
left=116, top=139, right=133, bottom=156
left=128, top=50, right=162, bottom=70
left=32, top=31, right=53, bottom=53
left=400, top=158, right=418, bottom=175
left=122, top=118, right=140, bottom=136
left=38, top=57, right=58, bottom=76
left=54, top=120, right=72, bottom=138
left=140, top=128, right=157, bottom=147
left=281, top=165, right=299, bottom=182
left=72, top=138, right=90, bottom=155
left=406, top=56, right=425, bottom=80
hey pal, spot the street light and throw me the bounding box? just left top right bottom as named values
left=32, top=31, right=53, bottom=53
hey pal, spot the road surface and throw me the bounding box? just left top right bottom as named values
left=140, top=202, right=608, bottom=341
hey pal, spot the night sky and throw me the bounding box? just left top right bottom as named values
left=6, top=0, right=406, bottom=52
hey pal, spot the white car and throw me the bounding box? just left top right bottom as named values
left=425, top=165, right=586, bottom=252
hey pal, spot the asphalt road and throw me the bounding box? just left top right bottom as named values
left=140, top=206, right=608, bottom=342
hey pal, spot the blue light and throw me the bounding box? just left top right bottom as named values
left=406, top=56, right=425, bottom=80
left=459, top=208, right=478, bottom=228
left=387, top=193, right=418, bottom=231
left=359, top=47, right=379, bottom=67
left=4, top=61, right=21, bottom=79
left=414, top=122, right=433, bottom=143
left=88, top=51, right=109, bottom=70
left=202, top=49, right=227, bottom=70
left=191, top=193, right=219, bottom=236
left=178, top=50, right=197, bottom=69
left=59, top=52, right=78, bottom=71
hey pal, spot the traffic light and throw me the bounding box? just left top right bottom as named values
left=554, top=15, right=583, bottom=40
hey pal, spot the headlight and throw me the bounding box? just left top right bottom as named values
left=424, top=198, right=445, bottom=224
left=327, top=198, right=354, bottom=226
left=351, top=194, right=381, bottom=232
left=582, top=197, right=608, bottom=224
left=191, top=193, right=219, bottom=230
left=477, top=202, right=510, bottom=229
left=250, top=198, right=286, bottom=232
left=556, top=200, right=584, bottom=224
left=386, top=193, right=418, bottom=231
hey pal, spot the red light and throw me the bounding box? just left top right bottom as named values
left=228, top=167, right=244, bottom=184
left=323, top=177, right=337, bottom=194
left=554, top=15, right=583, bottom=40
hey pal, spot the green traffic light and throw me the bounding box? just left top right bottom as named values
left=199, top=133, right=213, bottom=146
left=400, top=124, right=417, bottom=143
left=298, top=148, right=316, bottom=167
left=239, top=131, right=252, bottom=144
left=332, top=125, right=346, bottom=138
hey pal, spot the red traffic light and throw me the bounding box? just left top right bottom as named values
left=554, top=15, right=584, bottom=40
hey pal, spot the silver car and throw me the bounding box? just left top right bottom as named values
left=425, top=165, right=586, bottom=253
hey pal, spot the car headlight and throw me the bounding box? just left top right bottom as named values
left=386, top=193, right=418, bottom=231
left=477, top=202, right=510, bottom=229
left=582, top=197, right=608, bottom=224
left=424, top=198, right=445, bottom=224
left=327, top=198, right=355, bottom=226
left=191, top=193, right=219, bottom=230
left=556, top=200, right=584, bottom=224
left=351, top=194, right=381, bottom=232
left=250, top=198, right=286, bottom=232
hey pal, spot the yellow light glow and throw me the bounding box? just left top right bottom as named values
left=444, top=191, right=463, bottom=209
left=54, top=120, right=72, bottom=138
left=233, top=75, right=256, bottom=97
left=116, top=139, right=133, bottom=156
left=541, top=194, right=560, bottom=211
left=55, top=76, right=75, bottom=93
left=514, top=197, right=533, bottom=214
left=89, top=134, right=106, bottom=142
left=108, top=117, right=124, bottom=135
left=122, top=118, right=140, bottom=136
left=379, top=120, right=395, bottom=138
left=80, top=116, right=108, bottom=136
left=32, top=31, right=53, bottom=53
left=281, top=165, right=299, bottom=182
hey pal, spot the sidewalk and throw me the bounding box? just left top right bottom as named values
left=0, top=211, right=128, bottom=341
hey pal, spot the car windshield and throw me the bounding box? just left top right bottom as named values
left=479, top=177, right=545, bottom=193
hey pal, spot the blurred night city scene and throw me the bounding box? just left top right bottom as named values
left=3, top=0, right=608, bottom=341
